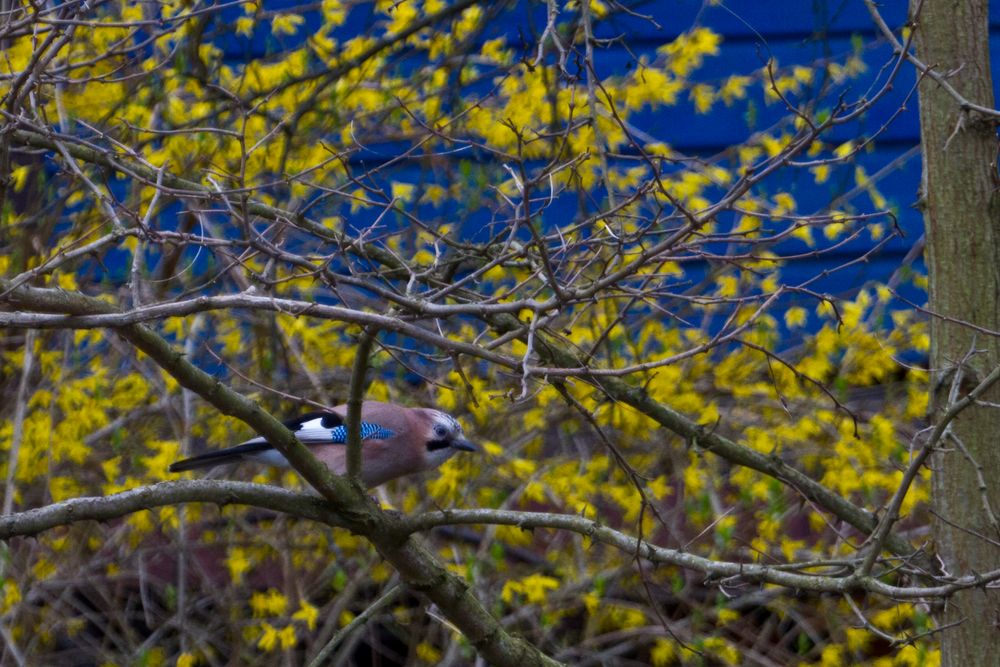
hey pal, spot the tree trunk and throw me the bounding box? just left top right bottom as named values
left=913, top=0, right=1000, bottom=663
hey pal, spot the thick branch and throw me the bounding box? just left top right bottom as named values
left=1, top=483, right=985, bottom=601
left=405, top=509, right=998, bottom=599
left=0, top=480, right=343, bottom=538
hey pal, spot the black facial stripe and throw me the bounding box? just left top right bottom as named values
left=426, top=439, right=451, bottom=451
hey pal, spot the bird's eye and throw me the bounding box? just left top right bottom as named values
left=434, top=424, right=448, bottom=437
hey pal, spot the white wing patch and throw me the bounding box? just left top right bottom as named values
left=297, top=417, right=330, bottom=432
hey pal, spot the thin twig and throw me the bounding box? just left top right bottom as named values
left=346, top=328, right=378, bottom=481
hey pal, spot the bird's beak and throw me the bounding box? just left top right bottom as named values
left=451, top=437, right=478, bottom=452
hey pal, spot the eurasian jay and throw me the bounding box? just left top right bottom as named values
left=168, top=401, right=477, bottom=487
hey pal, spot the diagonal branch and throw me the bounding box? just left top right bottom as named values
left=484, top=310, right=940, bottom=575
left=0, top=278, right=561, bottom=667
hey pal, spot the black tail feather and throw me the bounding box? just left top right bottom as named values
left=168, top=441, right=272, bottom=473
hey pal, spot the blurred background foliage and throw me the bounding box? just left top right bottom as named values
left=0, top=0, right=948, bottom=664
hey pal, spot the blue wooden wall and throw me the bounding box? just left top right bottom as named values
left=213, top=1, right=1000, bottom=307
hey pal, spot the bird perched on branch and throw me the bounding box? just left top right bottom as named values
left=169, top=401, right=477, bottom=488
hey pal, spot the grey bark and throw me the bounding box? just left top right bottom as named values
left=913, top=0, right=1000, bottom=662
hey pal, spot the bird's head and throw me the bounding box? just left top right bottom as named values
left=421, top=410, right=477, bottom=467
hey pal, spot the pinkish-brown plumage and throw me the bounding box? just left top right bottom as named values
left=169, top=401, right=476, bottom=487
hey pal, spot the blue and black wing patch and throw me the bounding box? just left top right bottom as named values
left=326, top=422, right=395, bottom=443
left=265, top=413, right=393, bottom=445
